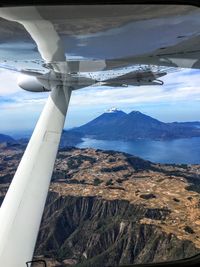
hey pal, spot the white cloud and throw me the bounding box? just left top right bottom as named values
left=0, top=70, right=21, bottom=95
left=0, top=67, right=199, bottom=131
left=70, top=78, right=200, bottom=107
left=1, top=67, right=200, bottom=119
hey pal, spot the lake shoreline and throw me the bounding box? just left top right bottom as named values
left=76, top=137, right=200, bottom=164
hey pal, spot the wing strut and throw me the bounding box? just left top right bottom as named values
left=0, top=86, right=71, bottom=266
left=0, top=7, right=71, bottom=266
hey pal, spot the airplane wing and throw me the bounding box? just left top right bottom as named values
left=0, top=5, right=198, bottom=75
left=104, top=36, right=200, bottom=70
left=0, top=63, right=46, bottom=76
left=101, top=68, right=167, bottom=86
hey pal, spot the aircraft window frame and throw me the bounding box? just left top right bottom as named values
left=0, top=1, right=200, bottom=267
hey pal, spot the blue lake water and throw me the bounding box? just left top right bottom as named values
left=77, top=137, right=200, bottom=164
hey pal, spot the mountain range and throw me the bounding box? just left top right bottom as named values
left=70, top=109, right=200, bottom=141
left=1, top=109, right=200, bottom=146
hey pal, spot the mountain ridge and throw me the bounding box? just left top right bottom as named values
left=0, top=133, right=16, bottom=144
left=1, top=110, right=200, bottom=146
left=70, top=109, right=200, bottom=141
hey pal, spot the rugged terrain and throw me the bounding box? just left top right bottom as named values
left=0, top=145, right=200, bottom=266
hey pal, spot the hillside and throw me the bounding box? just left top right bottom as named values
left=4, top=130, right=84, bottom=149
left=0, top=145, right=200, bottom=266
left=0, top=133, right=16, bottom=144
left=60, top=130, right=83, bottom=148
left=71, top=109, right=200, bottom=141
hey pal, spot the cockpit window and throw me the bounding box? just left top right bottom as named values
left=0, top=4, right=200, bottom=267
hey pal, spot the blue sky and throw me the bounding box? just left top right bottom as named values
left=0, top=67, right=200, bottom=135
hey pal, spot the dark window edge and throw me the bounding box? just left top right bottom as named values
left=0, top=0, right=199, bottom=8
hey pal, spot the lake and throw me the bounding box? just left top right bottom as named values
left=77, top=137, right=200, bottom=164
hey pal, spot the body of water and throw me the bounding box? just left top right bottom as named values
left=77, top=137, right=200, bottom=164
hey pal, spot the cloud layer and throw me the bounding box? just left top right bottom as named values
left=0, top=67, right=200, bottom=132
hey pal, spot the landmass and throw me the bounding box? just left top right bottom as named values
left=0, top=144, right=200, bottom=266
